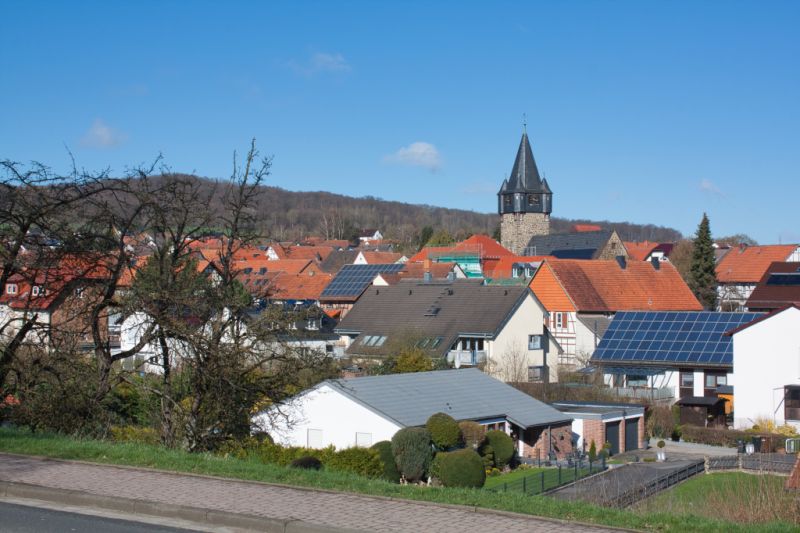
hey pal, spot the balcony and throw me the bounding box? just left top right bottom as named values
left=447, top=350, right=487, bottom=367
left=610, top=386, right=675, bottom=401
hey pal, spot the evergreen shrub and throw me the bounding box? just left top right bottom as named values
left=426, top=412, right=461, bottom=450
left=371, top=441, right=401, bottom=482
left=484, top=430, right=514, bottom=468
left=431, top=449, right=485, bottom=488
left=458, top=421, right=486, bottom=449
left=290, top=456, right=322, bottom=470
left=326, top=447, right=383, bottom=478
left=391, top=427, right=432, bottom=482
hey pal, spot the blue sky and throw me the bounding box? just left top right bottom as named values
left=2, top=1, right=798, bottom=243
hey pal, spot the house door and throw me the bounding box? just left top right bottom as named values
left=625, top=419, right=639, bottom=452
left=605, top=421, right=620, bottom=456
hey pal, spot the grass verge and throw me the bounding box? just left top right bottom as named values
left=0, top=427, right=795, bottom=532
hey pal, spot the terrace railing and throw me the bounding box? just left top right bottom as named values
left=486, top=459, right=607, bottom=496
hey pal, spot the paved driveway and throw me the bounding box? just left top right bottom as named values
left=0, top=454, right=620, bottom=533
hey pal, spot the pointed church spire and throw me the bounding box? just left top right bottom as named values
left=506, top=131, right=543, bottom=193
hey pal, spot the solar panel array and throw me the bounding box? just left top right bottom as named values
left=767, top=273, right=800, bottom=286
left=320, top=263, right=405, bottom=299
left=592, top=311, right=761, bottom=366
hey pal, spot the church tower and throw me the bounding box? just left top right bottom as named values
left=498, top=130, right=552, bottom=255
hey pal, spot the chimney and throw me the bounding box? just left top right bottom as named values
left=615, top=255, right=627, bottom=269
left=446, top=271, right=455, bottom=281
left=651, top=256, right=660, bottom=270
left=423, top=271, right=432, bottom=283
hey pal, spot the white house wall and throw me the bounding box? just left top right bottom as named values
left=731, top=307, right=800, bottom=430
left=257, top=383, right=403, bottom=449
left=490, top=293, right=556, bottom=382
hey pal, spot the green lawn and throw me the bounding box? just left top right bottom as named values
left=0, top=427, right=796, bottom=532
left=636, top=472, right=800, bottom=526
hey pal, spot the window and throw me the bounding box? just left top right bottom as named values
left=31, top=285, right=42, bottom=296
left=503, top=195, right=512, bottom=206
left=527, top=194, right=540, bottom=206
left=705, top=373, right=727, bottom=388
left=555, top=312, right=567, bottom=329
left=355, top=432, right=372, bottom=447
left=680, top=372, right=694, bottom=388
left=307, top=429, right=323, bottom=448
left=5, top=284, right=17, bottom=295
left=785, top=386, right=800, bottom=422
left=373, top=336, right=386, bottom=347
left=528, top=334, right=543, bottom=350
left=430, top=337, right=442, bottom=349
left=627, top=375, right=647, bottom=388
left=306, top=318, right=319, bottom=330
left=528, top=365, right=548, bottom=382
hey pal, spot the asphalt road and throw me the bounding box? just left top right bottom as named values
left=0, top=501, right=198, bottom=533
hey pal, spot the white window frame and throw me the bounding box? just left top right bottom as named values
left=6, top=284, right=18, bottom=295
left=528, top=334, right=542, bottom=350
left=307, top=428, right=323, bottom=448
left=355, top=432, right=372, bottom=447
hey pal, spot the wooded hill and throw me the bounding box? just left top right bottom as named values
left=148, top=174, right=683, bottom=246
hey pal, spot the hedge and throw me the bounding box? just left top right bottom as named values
left=680, top=425, right=788, bottom=451
left=290, top=456, right=322, bottom=470
left=484, top=430, right=514, bottom=468
left=371, top=441, right=401, bottom=482
left=431, top=449, right=485, bottom=488
left=325, top=447, right=383, bottom=478
left=426, top=413, right=461, bottom=450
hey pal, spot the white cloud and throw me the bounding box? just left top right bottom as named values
left=290, top=52, right=351, bottom=76
left=80, top=119, right=127, bottom=148
left=699, top=178, right=724, bottom=197
left=384, top=142, right=442, bottom=172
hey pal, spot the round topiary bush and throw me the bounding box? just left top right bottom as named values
left=371, top=441, right=401, bottom=482
left=458, top=420, right=486, bottom=450
left=426, top=412, right=461, bottom=450
left=391, top=427, right=433, bottom=482
left=431, top=449, right=486, bottom=488
left=290, top=455, right=322, bottom=470
left=484, top=430, right=514, bottom=468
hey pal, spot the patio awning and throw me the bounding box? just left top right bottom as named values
left=598, top=366, right=668, bottom=376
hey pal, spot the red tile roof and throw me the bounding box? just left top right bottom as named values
left=623, top=241, right=660, bottom=262
left=286, top=245, right=334, bottom=262
left=359, top=251, right=403, bottom=264
left=745, top=262, right=800, bottom=311
left=265, top=271, right=333, bottom=301
left=408, top=235, right=513, bottom=263
left=572, top=224, right=603, bottom=233
left=716, top=245, right=798, bottom=283
left=531, top=258, right=702, bottom=312
left=483, top=255, right=550, bottom=279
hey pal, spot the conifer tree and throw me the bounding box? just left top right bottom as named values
left=689, top=213, right=717, bottom=309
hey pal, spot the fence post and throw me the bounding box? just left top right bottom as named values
left=558, top=465, right=562, bottom=485
left=602, top=455, right=606, bottom=469
left=574, top=462, right=578, bottom=481
left=541, top=471, right=545, bottom=493
left=523, top=476, right=526, bottom=494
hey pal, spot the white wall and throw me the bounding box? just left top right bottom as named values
left=489, top=293, right=555, bottom=381
left=256, top=383, right=403, bottom=449
left=731, top=307, right=800, bottom=430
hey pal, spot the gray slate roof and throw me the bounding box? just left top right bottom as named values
left=526, top=230, right=613, bottom=259
left=325, top=368, right=571, bottom=428
left=319, top=250, right=359, bottom=273
left=335, top=279, right=530, bottom=357
left=498, top=132, right=550, bottom=195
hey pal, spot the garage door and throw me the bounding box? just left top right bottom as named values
left=605, top=421, right=620, bottom=456
left=625, top=418, right=639, bottom=451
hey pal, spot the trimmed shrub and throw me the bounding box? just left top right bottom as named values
left=484, top=430, right=514, bottom=468
left=480, top=445, right=494, bottom=470
left=290, top=456, right=322, bottom=470
left=326, top=447, right=383, bottom=478
left=431, top=449, right=486, bottom=488
left=371, top=441, right=401, bottom=482
left=588, top=440, right=597, bottom=463
left=681, top=425, right=788, bottom=451
left=391, top=427, right=433, bottom=482
left=458, top=421, right=486, bottom=450
left=426, top=412, right=461, bottom=450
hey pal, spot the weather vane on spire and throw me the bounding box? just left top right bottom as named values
left=522, top=113, right=527, bottom=133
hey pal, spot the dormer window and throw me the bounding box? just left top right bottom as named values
left=32, top=285, right=43, bottom=296
left=527, top=194, right=540, bottom=206
left=503, top=195, right=512, bottom=207
left=5, top=284, right=18, bottom=295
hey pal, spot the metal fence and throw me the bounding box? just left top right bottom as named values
left=707, top=453, right=796, bottom=474
left=486, top=460, right=607, bottom=496
left=606, top=459, right=705, bottom=508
